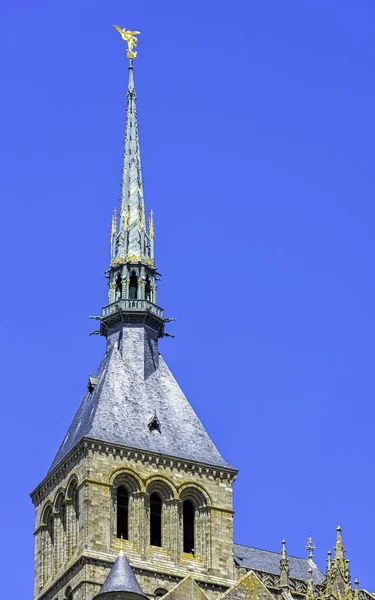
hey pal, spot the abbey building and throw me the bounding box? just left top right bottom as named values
left=30, top=28, right=373, bottom=600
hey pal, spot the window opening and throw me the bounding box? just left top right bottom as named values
left=150, top=493, right=162, bottom=547
left=145, top=275, right=151, bottom=302
left=115, top=273, right=122, bottom=301
left=117, top=486, right=129, bottom=540
left=154, top=589, right=168, bottom=598
left=71, top=482, right=79, bottom=519
left=46, top=509, right=54, bottom=544
left=129, top=272, right=138, bottom=299
left=183, top=500, right=195, bottom=554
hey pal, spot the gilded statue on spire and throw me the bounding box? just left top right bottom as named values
left=113, top=25, right=140, bottom=59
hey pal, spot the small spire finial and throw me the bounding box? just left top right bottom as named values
left=306, top=536, right=316, bottom=560
left=113, top=25, right=140, bottom=59
left=335, top=526, right=345, bottom=561
left=354, top=578, right=360, bottom=600
left=279, top=539, right=290, bottom=589
left=120, top=534, right=124, bottom=555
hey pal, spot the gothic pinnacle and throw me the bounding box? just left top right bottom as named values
left=326, top=550, right=332, bottom=573
left=354, top=579, right=360, bottom=600
left=306, top=568, right=315, bottom=600
left=279, top=539, right=290, bottom=589
left=334, top=525, right=348, bottom=576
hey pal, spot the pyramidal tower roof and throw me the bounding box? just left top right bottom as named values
left=49, top=29, right=232, bottom=475
left=94, top=551, right=148, bottom=599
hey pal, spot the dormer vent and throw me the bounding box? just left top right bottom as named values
left=148, top=413, right=161, bottom=434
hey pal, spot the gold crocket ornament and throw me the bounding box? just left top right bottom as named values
left=113, top=25, right=140, bottom=59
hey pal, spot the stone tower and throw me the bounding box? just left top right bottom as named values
left=31, top=29, right=237, bottom=600
left=31, top=26, right=373, bottom=600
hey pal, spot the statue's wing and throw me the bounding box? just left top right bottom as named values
left=129, top=30, right=141, bottom=35
left=113, top=25, right=125, bottom=35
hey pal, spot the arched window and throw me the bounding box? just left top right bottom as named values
left=117, top=486, right=129, bottom=539
left=145, top=275, right=151, bottom=302
left=46, top=508, right=54, bottom=547
left=154, top=588, right=168, bottom=598
left=55, top=493, right=66, bottom=570
left=67, top=480, right=79, bottom=555
left=42, top=505, right=54, bottom=583
left=65, top=586, right=73, bottom=600
left=150, top=493, right=162, bottom=547
left=183, top=500, right=195, bottom=554
left=115, top=273, right=122, bottom=301
left=129, top=272, right=138, bottom=299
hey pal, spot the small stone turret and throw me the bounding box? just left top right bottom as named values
left=94, top=552, right=148, bottom=600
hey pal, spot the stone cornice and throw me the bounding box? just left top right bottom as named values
left=30, top=437, right=238, bottom=506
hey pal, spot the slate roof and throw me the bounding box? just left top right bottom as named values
left=49, top=326, right=231, bottom=472
left=234, top=544, right=325, bottom=584
left=95, top=552, right=147, bottom=599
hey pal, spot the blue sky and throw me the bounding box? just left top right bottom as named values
left=1, top=0, right=375, bottom=594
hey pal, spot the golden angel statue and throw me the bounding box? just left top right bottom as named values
left=113, top=25, right=140, bottom=59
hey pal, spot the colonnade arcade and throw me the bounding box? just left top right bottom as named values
left=111, top=470, right=212, bottom=566
left=37, top=478, right=79, bottom=589
left=110, top=265, right=156, bottom=305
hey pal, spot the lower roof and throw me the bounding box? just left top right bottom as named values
left=234, top=543, right=325, bottom=584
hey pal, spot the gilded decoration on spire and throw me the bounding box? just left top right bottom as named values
left=113, top=25, right=140, bottom=59
left=148, top=210, right=154, bottom=239
left=111, top=208, right=117, bottom=239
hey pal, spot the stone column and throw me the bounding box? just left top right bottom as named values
left=65, top=498, right=73, bottom=559
left=36, top=524, right=47, bottom=592
left=196, top=506, right=212, bottom=569
left=131, top=491, right=148, bottom=557
left=165, top=499, right=181, bottom=564
left=52, top=510, right=61, bottom=573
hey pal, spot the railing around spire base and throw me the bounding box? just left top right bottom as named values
left=102, top=299, right=164, bottom=320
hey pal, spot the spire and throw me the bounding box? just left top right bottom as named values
left=334, top=526, right=350, bottom=581
left=94, top=552, right=148, bottom=600
left=110, top=28, right=148, bottom=263
left=279, top=539, right=290, bottom=588
left=324, top=527, right=351, bottom=599
left=116, top=51, right=147, bottom=261
left=100, top=27, right=166, bottom=338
